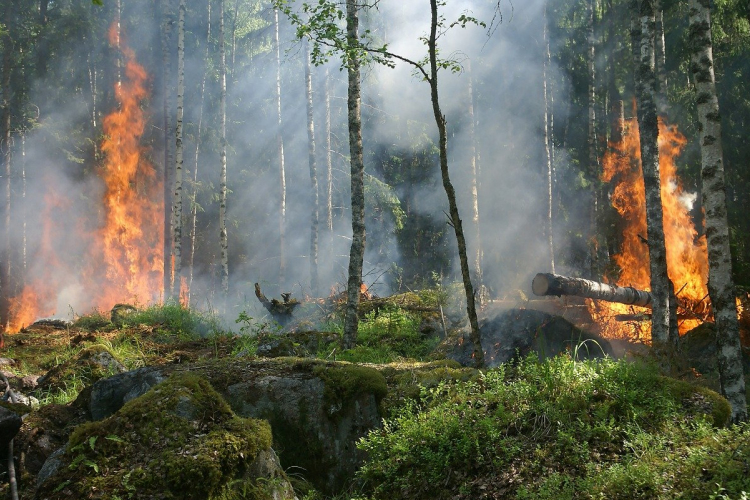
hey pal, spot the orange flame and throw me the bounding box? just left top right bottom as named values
left=5, top=23, right=163, bottom=332
left=591, top=116, right=709, bottom=342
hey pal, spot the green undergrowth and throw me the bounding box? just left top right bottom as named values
left=336, top=307, right=440, bottom=364
left=356, top=355, right=741, bottom=500
left=37, top=372, right=275, bottom=499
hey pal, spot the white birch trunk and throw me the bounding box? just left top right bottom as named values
left=161, top=0, right=174, bottom=300
left=544, top=4, right=556, bottom=275
left=466, top=60, right=486, bottom=303
left=274, top=8, right=287, bottom=287
left=219, top=0, right=229, bottom=300
left=325, top=68, right=333, bottom=239
left=654, top=0, right=668, bottom=113
left=688, top=0, right=747, bottom=422
left=188, top=0, right=211, bottom=306
left=172, top=0, right=185, bottom=300
left=305, top=42, right=319, bottom=296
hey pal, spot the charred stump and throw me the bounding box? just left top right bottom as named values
left=254, top=283, right=300, bottom=325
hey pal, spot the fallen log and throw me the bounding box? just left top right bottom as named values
left=532, top=273, right=652, bottom=307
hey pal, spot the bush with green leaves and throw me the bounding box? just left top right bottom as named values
left=337, top=307, right=439, bottom=364
left=356, top=355, right=741, bottom=500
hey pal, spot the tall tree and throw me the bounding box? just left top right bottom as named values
left=305, top=41, right=320, bottom=296
left=1, top=0, right=14, bottom=331
left=688, top=0, right=747, bottom=423
left=426, top=0, right=484, bottom=367
left=587, top=0, right=602, bottom=279
left=654, top=0, right=668, bottom=113
left=466, top=60, right=487, bottom=304
left=188, top=0, right=211, bottom=305
left=342, top=0, right=366, bottom=350
left=172, top=0, right=186, bottom=300
left=543, top=3, right=556, bottom=275
left=274, top=7, right=287, bottom=287
left=631, top=0, right=672, bottom=345
left=219, top=0, right=229, bottom=301
left=325, top=67, right=333, bottom=241
left=161, top=0, right=174, bottom=300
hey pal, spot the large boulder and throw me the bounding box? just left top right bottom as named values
left=438, top=308, right=614, bottom=367
left=36, top=371, right=295, bottom=500
left=88, top=358, right=387, bottom=495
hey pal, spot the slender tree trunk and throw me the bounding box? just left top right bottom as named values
left=274, top=8, right=287, bottom=287
left=161, top=0, right=174, bottom=300
left=465, top=60, right=486, bottom=304
left=654, top=0, right=668, bottom=113
left=219, top=0, right=229, bottom=301
left=543, top=4, right=556, bottom=275
left=172, top=0, right=185, bottom=300
left=688, top=0, right=747, bottom=423
left=325, top=68, right=333, bottom=241
left=188, top=0, right=211, bottom=305
left=20, top=130, right=25, bottom=276
left=632, top=0, right=671, bottom=344
left=342, top=0, right=366, bottom=350
left=87, top=52, right=99, bottom=159
left=1, top=3, right=12, bottom=330
left=428, top=0, right=484, bottom=368
left=305, top=41, right=320, bottom=296
left=587, top=0, right=600, bottom=279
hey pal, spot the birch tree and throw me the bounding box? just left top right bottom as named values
left=305, top=40, right=320, bottom=296
left=688, top=0, right=747, bottom=423
left=274, top=7, right=287, bottom=288
left=543, top=2, right=555, bottom=274
left=188, top=0, right=211, bottom=305
left=1, top=0, right=14, bottom=330
left=631, top=0, right=672, bottom=345
left=219, top=0, right=229, bottom=301
left=161, top=0, right=174, bottom=300
left=172, top=0, right=186, bottom=300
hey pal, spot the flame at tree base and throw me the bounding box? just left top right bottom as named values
left=590, top=116, right=709, bottom=343
left=5, top=23, right=163, bottom=333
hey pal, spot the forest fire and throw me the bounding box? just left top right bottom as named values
left=5, top=25, right=162, bottom=332
left=589, top=117, right=709, bottom=342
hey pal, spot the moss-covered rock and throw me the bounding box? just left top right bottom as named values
left=36, top=371, right=287, bottom=500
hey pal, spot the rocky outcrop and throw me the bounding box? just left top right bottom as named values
left=87, top=358, right=386, bottom=495
left=36, top=371, right=296, bottom=500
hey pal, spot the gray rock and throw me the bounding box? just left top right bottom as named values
left=224, top=366, right=382, bottom=495
left=36, top=447, right=66, bottom=489
left=89, top=367, right=165, bottom=420
left=247, top=448, right=299, bottom=500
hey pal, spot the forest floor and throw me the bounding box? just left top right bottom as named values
left=0, top=297, right=749, bottom=499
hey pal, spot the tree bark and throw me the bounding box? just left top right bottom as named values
left=587, top=0, right=601, bottom=279
left=688, top=0, right=747, bottom=423
left=219, top=0, right=229, bottom=301
left=325, top=68, right=333, bottom=241
left=632, top=0, right=672, bottom=344
left=532, top=273, right=653, bottom=306
left=161, top=0, right=174, bottom=301
left=654, top=0, right=668, bottom=113
left=305, top=41, right=319, bottom=296
left=342, top=0, right=366, bottom=350
left=428, top=0, right=484, bottom=368
left=172, top=0, right=185, bottom=300
left=543, top=3, right=556, bottom=275
left=466, top=60, right=486, bottom=303
left=274, top=8, right=287, bottom=287
left=1, top=2, right=13, bottom=330
left=188, top=0, right=211, bottom=306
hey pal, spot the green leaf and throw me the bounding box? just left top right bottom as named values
left=88, top=436, right=98, bottom=450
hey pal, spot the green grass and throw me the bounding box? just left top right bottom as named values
left=336, top=307, right=439, bottom=364
left=356, top=355, right=742, bottom=500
